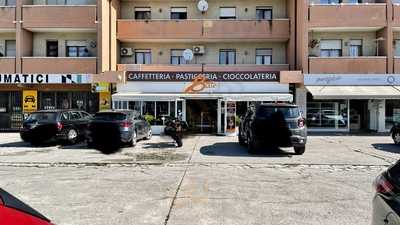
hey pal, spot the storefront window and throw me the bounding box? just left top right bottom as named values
left=128, top=101, right=141, bottom=112
left=40, top=92, right=98, bottom=113
left=40, top=92, right=56, bottom=110
left=307, top=100, right=348, bottom=129
left=386, top=100, right=400, bottom=129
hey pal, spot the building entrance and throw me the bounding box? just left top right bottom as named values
left=349, top=100, right=369, bottom=131
left=186, top=99, right=218, bottom=133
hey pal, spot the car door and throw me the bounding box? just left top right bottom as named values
left=133, top=114, right=145, bottom=138
left=79, top=111, right=92, bottom=134
left=69, top=111, right=83, bottom=135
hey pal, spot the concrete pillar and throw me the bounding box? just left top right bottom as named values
left=378, top=100, right=386, bottom=133
left=295, top=85, right=307, bottom=118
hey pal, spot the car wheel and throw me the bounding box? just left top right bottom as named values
left=393, top=132, right=400, bottom=145
left=144, top=129, right=152, bottom=140
left=67, top=129, right=78, bottom=145
left=238, top=130, right=246, bottom=146
left=294, top=146, right=306, bottom=155
left=129, top=131, right=137, bottom=147
left=247, top=134, right=257, bottom=154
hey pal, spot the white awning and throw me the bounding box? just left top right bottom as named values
left=112, top=92, right=293, bottom=102
left=306, top=86, right=400, bottom=99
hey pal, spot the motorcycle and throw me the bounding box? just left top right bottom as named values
left=164, top=117, right=188, bottom=147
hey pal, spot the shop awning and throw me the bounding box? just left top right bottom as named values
left=306, top=86, right=400, bottom=99
left=112, top=92, right=293, bottom=102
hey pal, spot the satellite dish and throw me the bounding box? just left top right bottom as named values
left=183, top=49, right=194, bottom=61
left=197, top=0, right=208, bottom=12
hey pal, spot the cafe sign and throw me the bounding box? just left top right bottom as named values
left=0, top=74, right=91, bottom=84
left=126, top=71, right=280, bottom=82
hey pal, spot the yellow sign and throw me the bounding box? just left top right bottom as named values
left=99, top=92, right=111, bottom=111
left=92, top=82, right=109, bottom=93
left=22, top=90, right=37, bottom=113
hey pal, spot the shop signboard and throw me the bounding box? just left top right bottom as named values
left=22, top=90, right=37, bottom=113
left=0, top=74, right=91, bottom=84
left=126, top=71, right=280, bottom=82
left=305, top=74, right=400, bottom=86
left=226, top=101, right=236, bottom=136
left=99, top=92, right=111, bottom=111
left=91, top=82, right=110, bottom=93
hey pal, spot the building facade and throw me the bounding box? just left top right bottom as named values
left=2, top=0, right=400, bottom=134
left=0, top=0, right=102, bottom=130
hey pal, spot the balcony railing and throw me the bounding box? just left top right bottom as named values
left=0, top=6, right=16, bottom=30
left=308, top=57, right=387, bottom=74
left=117, top=64, right=290, bottom=72
left=22, top=5, right=97, bottom=30
left=22, top=57, right=97, bottom=74
left=308, top=4, right=387, bottom=28
left=117, top=19, right=290, bottom=41
left=0, top=57, right=15, bottom=73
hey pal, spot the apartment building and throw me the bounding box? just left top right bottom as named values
left=301, top=0, right=400, bottom=132
left=0, top=0, right=100, bottom=130
left=104, top=0, right=303, bottom=135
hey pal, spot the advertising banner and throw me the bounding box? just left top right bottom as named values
left=226, top=101, right=237, bottom=136
left=99, top=92, right=111, bottom=111
left=22, top=90, right=37, bottom=113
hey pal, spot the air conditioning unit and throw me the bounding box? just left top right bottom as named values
left=120, top=47, right=133, bottom=56
left=193, top=45, right=205, bottom=55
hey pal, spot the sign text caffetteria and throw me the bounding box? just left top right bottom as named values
left=126, top=71, right=280, bottom=82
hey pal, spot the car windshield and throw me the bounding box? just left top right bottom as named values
left=256, top=106, right=300, bottom=118
left=27, top=112, right=58, bottom=122
left=94, top=112, right=127, bottom=121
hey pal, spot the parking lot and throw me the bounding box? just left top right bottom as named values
left=0, top=133, right=398, bottom=225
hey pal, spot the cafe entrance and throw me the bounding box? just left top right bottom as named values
left=186, top=99, right=218, bottom=134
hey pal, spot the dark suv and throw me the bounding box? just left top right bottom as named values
left=239, top=103, right=307, bottom=155
left=20, top=110, right=92, bottom=145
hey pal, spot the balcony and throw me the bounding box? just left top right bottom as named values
left=0, top=7, right=16, bottom=30
left=117, top=64, right=290, bottom=72
left=309, top=57, right=387, bottom=74
left=0, top=57, right=15, bottom=73
left=117, top=19, right=290, bottom=41
left=22, top=5, right=97, bottom=31
left=393, top=4, right=400, bottom=27
left=22, top=57, right=96, bottom=74
left=308, top=4, right=386, bottom=29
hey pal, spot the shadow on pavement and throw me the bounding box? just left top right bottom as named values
left=0, top=141, right=56, bottom=148
left=372, top=143, right=400, bottom=154
left=200, top=142, right=294, bottom=157
left=141, top=142, right=176, bottom=149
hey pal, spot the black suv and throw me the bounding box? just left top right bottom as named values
left=20, top=110, right=92, bottom=145
left=239, top=103, right=307, bottom=155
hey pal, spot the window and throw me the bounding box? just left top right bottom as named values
left=256, top=49, right=272, bottom=65
left=348, top=0, right=362, bottom=3
left=135, top=7, right=151, bottom=20
left=46, top=41, right=58, bottom=57
left=171, top=7, right=187, bottom=19
left=349, top=39, right=362, bottom=57
left=319, top=0, right=342, bottom=4
left=256, top=7, right=272, bottom=20
left=219, top=49, right=236, bottom=64
left=135, top=49, right=151, bottom=64
left=320, top=40, right=342, bottom=57
left=1, top=0, right=16, bottom=6
left=66, top=41, right=89, bottom=57
left=5, top=40, right=15, bottom=57
left=69, top=111, right=82, bottom=120
left=46, top=0, right=66, bottom=5
left=171, top=49, right=187, bottom=65
left=395, top=40, right=400, bottom=56
left=220, top=7, right=236, bottom=19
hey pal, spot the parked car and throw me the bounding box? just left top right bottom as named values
left=391, top=124, right=400, bottom=145
left=372, top=160, right=400, bottom=225
left=238, top=103, right=307, bottom=155
left=20, top=109, right=92, bottom=145
left=87, top=110, right=152, bottom=149
left=0, top=188, right=54, bottom=225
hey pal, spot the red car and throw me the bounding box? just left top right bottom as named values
left=0, top=188, right=53, bottom=225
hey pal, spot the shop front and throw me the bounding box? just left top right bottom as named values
left=113, top=71, right=300, bottom=135
left=305, top=74, right=400, bottom=133
left=0, top=74, right=99, bottom=131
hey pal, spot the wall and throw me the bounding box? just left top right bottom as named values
left=120, top=0, right=287, bottom=19
left=119, top=42, right=287, bottom=65
left=0, top=33, right=16, bottom=56
left=32, top=0, right=96, bottom=5
left=309, top=0, right=378, bottom=3
left=308, top=31, right=378, bottom=57
left=32, top=32, right=97, bottom=57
